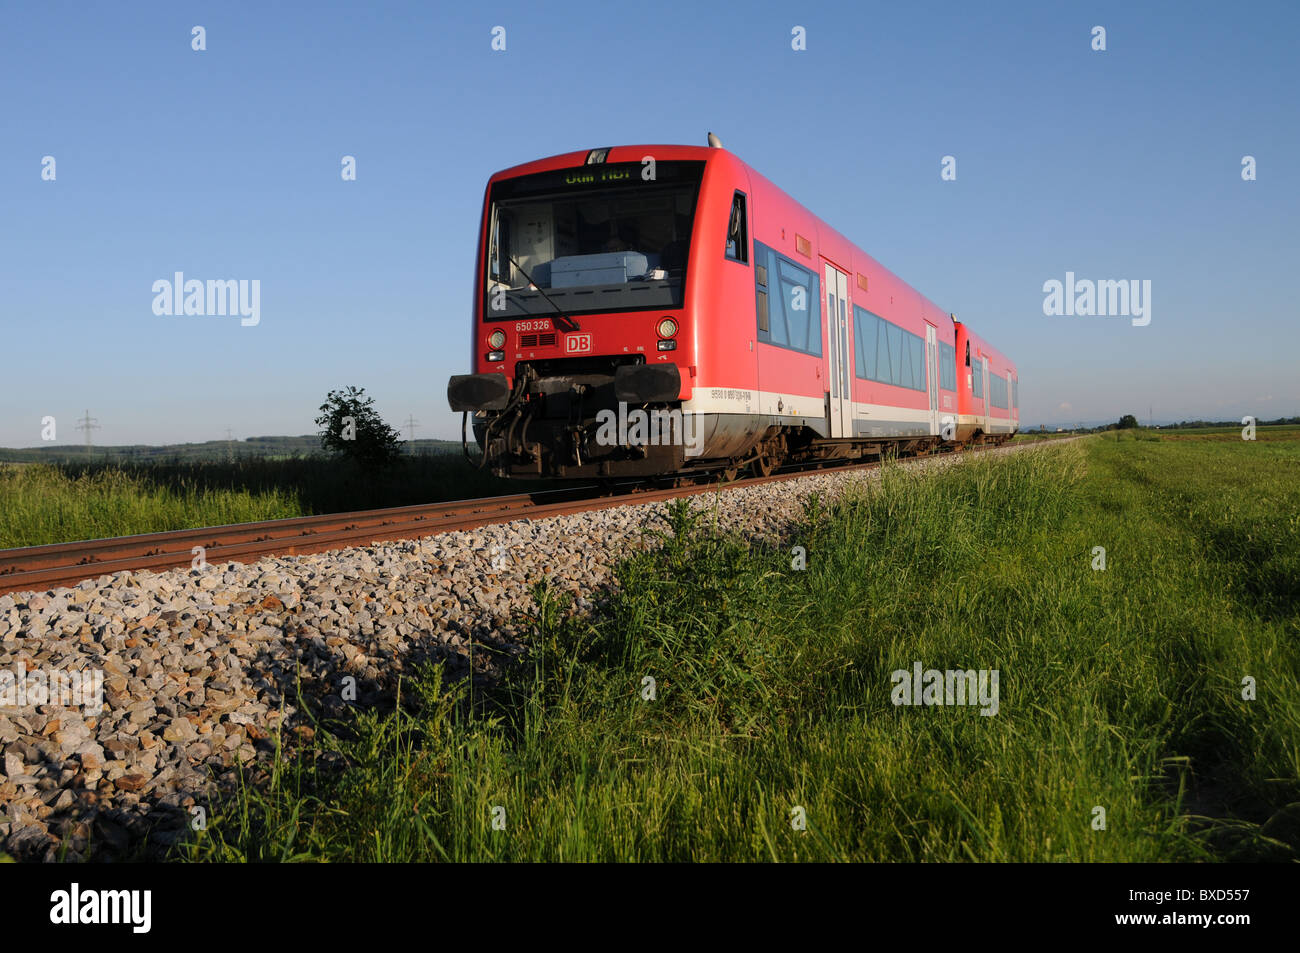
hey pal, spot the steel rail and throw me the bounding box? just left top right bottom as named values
left=0, top=443, right=1014, bottom=597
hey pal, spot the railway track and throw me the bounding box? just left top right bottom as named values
left=0, top=439, right=1040, bottom=597
left=0, top=454, right=938, bottom=597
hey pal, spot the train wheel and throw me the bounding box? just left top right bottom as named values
left=751, top=455, right=774, bottom=478
left=720, top=466, right=740, bottom=482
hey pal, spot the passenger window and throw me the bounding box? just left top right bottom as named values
left=726, top=191, right=748, bottom=263
left=754, top=241, right=820, bottom=356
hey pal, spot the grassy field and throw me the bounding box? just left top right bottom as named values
left=177, top=433, right=1300, bottom=862
left=0, top=456, right=548, bottom=548
left=1155, top=424, right=1300, bottom=441
left=0, top=436, right=465, bottom=464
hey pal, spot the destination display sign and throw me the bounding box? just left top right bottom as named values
left=491, top=160, right=705, bottom=200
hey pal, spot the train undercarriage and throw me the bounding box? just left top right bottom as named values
left=450, top=357, right=1012, bottom=483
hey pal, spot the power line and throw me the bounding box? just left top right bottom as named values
left=75, top=409, right=100, bottom=452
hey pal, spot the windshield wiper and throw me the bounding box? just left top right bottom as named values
left=506, top=256, right=580, bottom=332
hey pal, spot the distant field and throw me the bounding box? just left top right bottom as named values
left=1154, top=424, right=1300, bottom=441
left=1017, top=425, right=1300, bottom=442
left=0, top=436, right=463, bottom=465
left=0, top=456, right=547, bottom=549
left=181, top=433, right=1300, bottom=862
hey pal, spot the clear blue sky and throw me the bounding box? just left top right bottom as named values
left=2, top=0, right=1296, bottom=446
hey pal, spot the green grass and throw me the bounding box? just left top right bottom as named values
left=172, top=435, right=1299, bottom=862
left=1155, top=424, right=1300, bottom=441
left=0, top=456, right=548, bottom=548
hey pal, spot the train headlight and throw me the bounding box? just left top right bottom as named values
left=488, top=329, right=507, bottom=349
left=657, top=317, right=678, bottom=338
left=486, top=350, right=505, bottom=362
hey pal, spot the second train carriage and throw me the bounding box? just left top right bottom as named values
left=448, top=139, right=1018, bottom=479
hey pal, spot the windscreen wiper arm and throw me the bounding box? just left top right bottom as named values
left=506, top=256, right=580, bottom=332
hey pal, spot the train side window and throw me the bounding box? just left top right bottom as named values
left=939, top=342, right=957, bottom=391
left=990, top=374, right=1008, bottom=409
left=852, top=305, right=926, bottom=393
left=964, top=341, right=971, bottom=366
left=726, top=191, right=748, bottom=263
left=754, top=240, right=820, bottom=356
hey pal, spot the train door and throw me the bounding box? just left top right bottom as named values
left=925, top=324, right=939, bottom=435
left=823, top=263, right=852, bottom=438
left=982, top=357, right=991, bottom=433
left=1005, top=372, right=1014, bottom=431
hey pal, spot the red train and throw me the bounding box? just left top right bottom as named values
left=448, top=138, right=1018, bottom=479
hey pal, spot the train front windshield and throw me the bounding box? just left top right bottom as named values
left=484, top=160, right=704, bottom=320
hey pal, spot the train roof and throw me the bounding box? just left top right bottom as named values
left=954, top=320, right=1017, bottom=373
left=486, top=144, right=717, bottom=183
left=730, top=155, right=955, bottom=334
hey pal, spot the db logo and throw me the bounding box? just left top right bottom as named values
left=565, top=333, right=592, bottom=354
